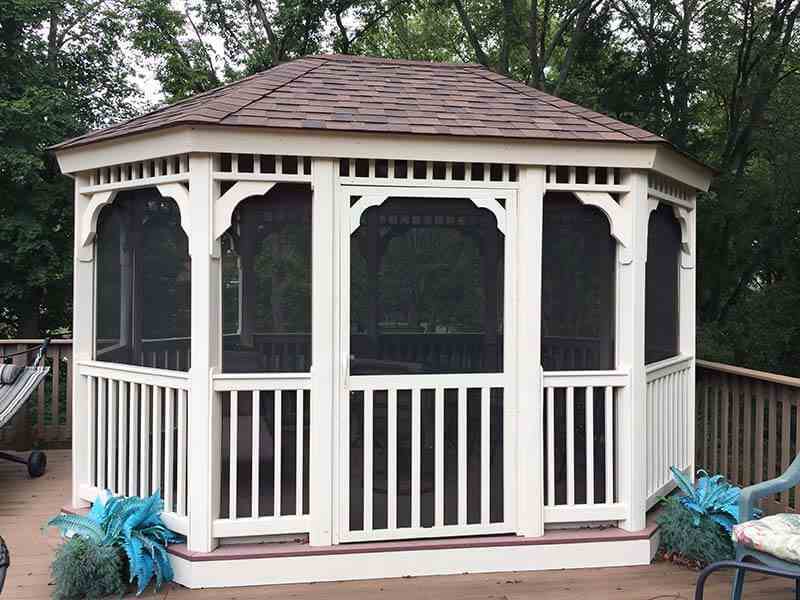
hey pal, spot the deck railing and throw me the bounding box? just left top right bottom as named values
left=0, top=339, right=73, bottom=447
left=542, top=370, right=628, bottom=523
left=645, top=355, right=693, bottom=508
left=696, top=360, right=800, bottom=514
left=75, top=360, right=190, bottom=534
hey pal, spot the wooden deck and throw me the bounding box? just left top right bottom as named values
left=0, top=450, right=794, bottom=599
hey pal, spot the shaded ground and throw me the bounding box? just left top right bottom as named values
left=1, top=449, right=793, bottom=599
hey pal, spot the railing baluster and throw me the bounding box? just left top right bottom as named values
left=566, top=386, right=575, bottom=506
left=152, top=386, right=162, bottom=497
left=274, top=390, right=282, bottom=517
left=129, top=383, right=139, bottom=496
left=434, top=387, right=444, bottom=528
left=754, top=380, right=765, bottom=484
left=97, top=378, right=107, bottom=490
left=87, top=376, right=97, bottom=487
left=140, top=385, right=151, bottom=496
left=604, top=386, right=614, bottom=503
left=295, top=391, right=303, bottom=516
left=781, top=387, right=791, bottom=506
left=457, top=387, right=467, bottom=525
left=411, top=387, right=421, bottom=528
left=388, top=389, right=398, bottom=529
left=585, top=386, right=594, bottom=505
left=164, top=388, right=175, bottom=512
left=229, top=391, right=238, bottom=519
left=481, top=386, right=490, bottom=523
left=252, top=390, right=260, bottom=518
left=742, top=378, right=752, bottom=486
left=108, top=379, right=117, bottom=493
left=118, top=381, right=127, bottom=495
left=547, top=386, right=555, bottom=506
left=177, top=389, right=187, bottom=516
left=364, top=389, right=374, bottom=532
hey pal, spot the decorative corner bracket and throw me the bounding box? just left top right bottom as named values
left=213, top=181, right=277, bottom=244
left=673, top=205, right=694, bottom=269
left=574, top=191, right=632, bottom=264
left=78, top=190, right=118, bottom=262
left=349, top=191, right=508, bottom=235
left=155, top=182, right=191, bottom=242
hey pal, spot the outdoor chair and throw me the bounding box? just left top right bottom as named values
left=0, top=339, right=50, bottom=478
left=695, top=452, right=800, bottom=600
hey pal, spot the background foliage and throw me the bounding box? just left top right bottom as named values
left=3, top=0, right=800, bottom=374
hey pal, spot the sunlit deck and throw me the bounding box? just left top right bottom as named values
left=1, top=450, right=792, bottom=599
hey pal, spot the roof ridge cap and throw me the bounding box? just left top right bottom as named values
left=306, top=53, right=483, bottom=68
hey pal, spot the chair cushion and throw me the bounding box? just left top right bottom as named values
left=0, top=364, right=23, bottom=385
left=733, top=514, right=800, bottom=564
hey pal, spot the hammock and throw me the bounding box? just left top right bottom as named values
left=0, top=340, right=50, bottom=478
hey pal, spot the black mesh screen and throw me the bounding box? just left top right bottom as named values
left=350, top=197, right=504, bottom=375
left=645, top=204, right=681, bottom=364
left=221, top=184, right=312, bottom=373
left=95, top=189, right=190, bottom=370
left=542, top=192, right=615, bottom=371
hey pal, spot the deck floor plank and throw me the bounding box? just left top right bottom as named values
left=0, top=450, right=792, bottom=599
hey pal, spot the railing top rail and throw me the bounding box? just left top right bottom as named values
left=697, top=359, right=800, bottom=389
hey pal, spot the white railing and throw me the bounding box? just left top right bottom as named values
left=645, top=355, right=693, bottom=507
left=340, top=373, right=514, bottom=542
left=542, top=370, right=628, bottom=523
left=212, top=374, right=311, bottom=538
left=76, top=361, right=190, bottom=534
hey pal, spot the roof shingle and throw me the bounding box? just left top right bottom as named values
left=53, top=54, right=666, bottom=150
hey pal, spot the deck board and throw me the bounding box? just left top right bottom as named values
left=0, top=450, right=793, bottom=599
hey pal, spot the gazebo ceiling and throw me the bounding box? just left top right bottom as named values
left=54, top=54, right=669, bottom=151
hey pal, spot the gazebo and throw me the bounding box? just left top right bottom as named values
left=53, top=54, right=713, bottom=588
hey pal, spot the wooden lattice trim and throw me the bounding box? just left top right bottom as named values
left=648, top=173, right=693, bottom=206
left=214, top=153, right=313, bottom=179
left=85, top=154, right=189, bottom=190
left=338, top=159, right=519, bottom=185
left=544, top=166, right=628, bottom=192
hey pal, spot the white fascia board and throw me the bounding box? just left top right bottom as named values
left=55, top=124, right=714, bottom=191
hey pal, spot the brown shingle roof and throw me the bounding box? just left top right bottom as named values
left=53, top=54, right=667, bottom=150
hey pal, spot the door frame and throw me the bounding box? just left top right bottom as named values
left=331, top=184, right=519, bottom=543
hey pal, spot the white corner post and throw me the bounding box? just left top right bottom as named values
left=515, top=165, right=546, bottom=537
left=187, top=153, right=222, bottom=552
left=616, top=170, right=649, bottom=532
left=72, top=173, right=94, bottom=508
left=309, top=158, right=337, bottom=546
left=679, top=202, right=697, bottom=477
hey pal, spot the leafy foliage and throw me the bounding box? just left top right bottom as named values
left=50, top=536, right=126, bottom=600
left=669, top=466, right=755, bottom=533
left=657, top=496, right=735, bottom=568
left=48, top=491, right=182, bottom=595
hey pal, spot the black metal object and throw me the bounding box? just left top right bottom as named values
left=694, top=560, right=800, bottom=600
left=0, top=534, right=9, bottom=594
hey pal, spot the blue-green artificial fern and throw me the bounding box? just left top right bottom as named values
left=669, top=466, right=760, bottom=532
left=48, top=491, right=183, bottom=595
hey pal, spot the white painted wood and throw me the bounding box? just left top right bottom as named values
left=251, top=391, right=260, bottom=518
left=177, top=389, right=187, bottom=516
left=309, top=158, right=336, bottom=546
left=211, top=515, right=312, bottom=538
left=566, top=387, right=575, bottom=506
left=434, top=387, right=444, bottom=528
left=107, top=380, right=117, bottom=493
left=213, top=375, right=311, bottom=392
left=187, top=152, right=222, bottom=553
left=118, top=382, right=128, bottom=495
left=546, top=386, right=555, bottom=507
left=387, top=389, right=398, bottom=529
left=574, top=191, right=632, bottom=259
left=155, top=182, right=191, bottom=241
left=170, top=535, right=655, bottom=589
left=274, top=391, right=283, bottom=517
left=56, top=126, right=713, bottom=192
left=544, top=503, right=628, bottom=523
left=480, top=386, right=490, bottom=524
left=229, top=391, right=238, bottom=519
left=616, top=169, right=650, bottom=531
left=364, top=390, right=373, bottom=532
left=604, top=386, right=614, bottom=503
left=542, top=371, right=629, bottom=388
left=458, top=387, right=467, bottom=525
left=97, top=378, right=107, bottom=490
left=213, top=180, right=276, bottom=241
left=411, top=388, right=421, bottom=529
left=78, top=360, right=190, bottom=389
left=152, top=386, right=163, bottom=497
left=140, top=384, right=151, bottom=496
left=586, top=386, right=594, bottom=505
left=164, top=387, right=175, bottom=511
left=349, top=373, right=505, bottom=390
left=129, top=383, right=139, bottom=496
left=295, top=392, right=304, bottom=516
